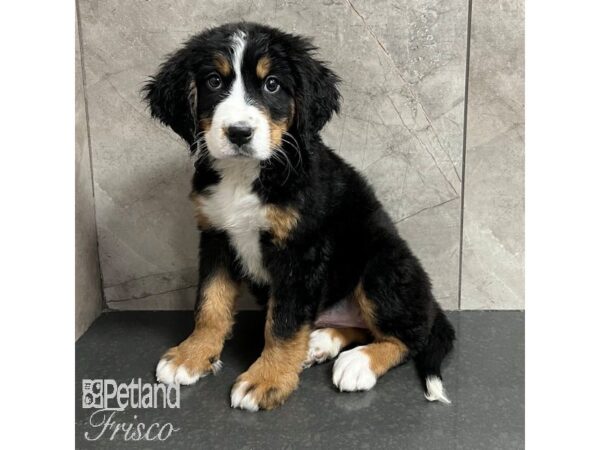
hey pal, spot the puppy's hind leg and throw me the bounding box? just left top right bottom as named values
left=340, top=238, right=455, bottom=402
left=303, top=327, right=371, bottom=368
left=333, top=338, right=409, bottom=392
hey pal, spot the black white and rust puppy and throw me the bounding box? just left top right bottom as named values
left=144, top=22, right=455, bottom=411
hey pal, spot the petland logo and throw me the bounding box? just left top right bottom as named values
left=81, top=379, right=181, bottom=442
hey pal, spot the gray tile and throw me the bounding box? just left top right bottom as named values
left=461, top=0, right=525, bottom=309
left=76, top=20, right=103, bottom=339
left=76, top=311, right=524, bottom=449
left=104, top=267, right=258, bottom=311
left=78, top=0, right=469, bottom=310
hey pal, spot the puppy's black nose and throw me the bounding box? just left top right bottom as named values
left=226, top=123, right=253, bottom=146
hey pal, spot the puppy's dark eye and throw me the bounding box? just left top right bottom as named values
left=206, top=74, right=222, bottom=91
left=264, top=76, right=280, bottom=94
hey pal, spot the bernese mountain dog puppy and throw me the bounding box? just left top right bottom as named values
left=144, top=22, right=455, bottom=411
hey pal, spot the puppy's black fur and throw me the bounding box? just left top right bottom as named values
left=144, top=22, right=455, bottom=404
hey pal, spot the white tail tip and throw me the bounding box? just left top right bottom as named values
left=424, top=376, right=451, bottom=404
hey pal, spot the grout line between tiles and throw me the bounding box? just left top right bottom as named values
left=76, top=0, right=107, bottom=310
left=457, top=0, right=473, bottom=310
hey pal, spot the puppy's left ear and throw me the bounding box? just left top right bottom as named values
left=143, top=49, right=197, bottom=146
left=292, top=46, right=341, bottom=139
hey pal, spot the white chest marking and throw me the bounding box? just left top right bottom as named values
left=200, top=160, right=270, bottom=283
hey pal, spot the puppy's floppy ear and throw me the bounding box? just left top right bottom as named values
left=143, top=49, right=197, bottom=146
left=291, top=40, right=341, bottom=140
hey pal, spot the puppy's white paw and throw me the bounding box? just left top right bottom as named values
left=332, top=346, right=377, bottom=392
left=155, top=356, right=221, bottom=386
left=230, top=381, right=259, bottom=412
left=303, top=329, right=343, bottom=368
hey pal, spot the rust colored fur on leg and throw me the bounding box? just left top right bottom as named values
left=163, top=270, right=239, bottom=375
left=326, top=327, right=371, bottom=348
left=353, top=283, right=410, bottom=375
left=234, top=299, right=309, bottom=410
left=361, top=340, right=409, bottom=376
left=353, top=283, right=386, bottom=340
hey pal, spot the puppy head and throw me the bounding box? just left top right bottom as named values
left=143, top=23, right=340, bottom=160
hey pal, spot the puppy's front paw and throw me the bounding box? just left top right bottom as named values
left=333, top=346, right=377, bottom=392
left=303, top=328, right=343, bottom=368
left=230, top=368, right=299, bottom=411
left=156, top=338, right=222, bottom=385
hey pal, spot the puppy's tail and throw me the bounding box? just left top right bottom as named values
left=414, top=308, right=455, bottom=404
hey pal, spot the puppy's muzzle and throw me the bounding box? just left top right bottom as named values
left=226, top=122, right=254, bottom=147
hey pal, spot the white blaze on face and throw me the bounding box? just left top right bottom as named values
left=205, top=31, right=271, bottom=160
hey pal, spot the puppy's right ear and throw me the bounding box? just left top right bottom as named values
left=143, top=49, right=197, bottom=146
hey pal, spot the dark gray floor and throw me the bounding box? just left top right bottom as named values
left=76, top=311, right=524, bottom=449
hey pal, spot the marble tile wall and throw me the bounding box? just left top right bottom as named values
left=76, top=0, right=523, bottom=311
left=461, top=0, right=525, bottom=309
left=76, top=21, right=104, bottom=338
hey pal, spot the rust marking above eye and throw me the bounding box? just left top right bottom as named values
left=214, top=54, right=231, bottom=77
left=256, top=56, right=271, bottom=79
